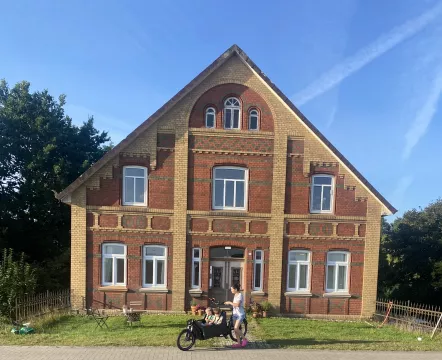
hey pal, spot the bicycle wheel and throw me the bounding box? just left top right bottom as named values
left=177, top=329, right=196, bottom=351
left=229, top=320, right=247, bottom=342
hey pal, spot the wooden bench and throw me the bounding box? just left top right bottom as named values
left=129, top=301, right=143, bottom=308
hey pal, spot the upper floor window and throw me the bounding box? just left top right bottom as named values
left=223, top=97, right=241, bottom=129
left=143, top=245, right=167, bottom=288
left=249, top=109, right=259, bottom=130
left=310, top=175, right=334, bottom=213
left=205, top=107, right=215, bottom=128
left=102, top=244, right=126, bottom=286
left=212, top=166, right=248, bottom=210
left=326, top=251, right=349, bottom=293
left=123, top=166, right=147, bottom=206
left=287, top=250, right=310, bottom=292
left=191, top=248, right=201, bottom=289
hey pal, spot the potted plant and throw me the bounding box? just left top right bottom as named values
left=196, top=304, right=206, bottom=316
left=250, top=301, right=262, bottom=318
left=190, top=299, right=197, bottom=315
left=261, top=301, right=272, bottom=318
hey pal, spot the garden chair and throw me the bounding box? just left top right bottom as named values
left=123, top=301, right=143, bottom=326
left=88, top=308, right=109, bottom=330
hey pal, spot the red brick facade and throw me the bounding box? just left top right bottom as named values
left=81, top=83, right=376, bottom=318
left=62, top=47, right=394, bottom=318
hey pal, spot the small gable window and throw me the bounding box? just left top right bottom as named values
left=310, top=174, right=334, bottom=213
left=205, top=107, right=216, bottom=128
left=249, top=109, right=259, bottom=130
left=123, top=166, right=148, bottom=206
left=224, top=97, right=241, bottom=129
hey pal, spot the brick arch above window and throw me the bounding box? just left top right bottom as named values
left=189, top=83, right=274, bottom=131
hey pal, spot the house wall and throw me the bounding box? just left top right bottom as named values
left=70, top=53, right=383, bottom=317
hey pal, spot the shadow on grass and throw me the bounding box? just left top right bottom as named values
left=266, top=338, right=387, bottom=347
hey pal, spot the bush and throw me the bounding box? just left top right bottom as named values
left=0, top=249, right=37, bottom=319
left=261, top=301, right=272, bottom=312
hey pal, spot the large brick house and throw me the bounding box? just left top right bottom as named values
left=56, top=45, right=396, bottom=318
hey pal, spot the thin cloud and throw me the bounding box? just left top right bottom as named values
left=403, top=70, right=442, bottom=159
left=326, top=106, right=338, bottom=128
left=292, top=2, right=442, bottom=106
left=391, top=175, right=414, bottom=207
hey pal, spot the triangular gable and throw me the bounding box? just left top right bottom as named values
left=56, top=44, right=396, bottom=215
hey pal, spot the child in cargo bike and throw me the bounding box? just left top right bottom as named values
left=200, top=307, right=215, bottom=326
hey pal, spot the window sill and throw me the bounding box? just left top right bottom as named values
left=138, top=288, right=169, bottom=293
left=251, top=291, right=266, bottom=296
left=212, top=208, right=247, bottom=212
left=98, top=286, right=128, bottom=292
left=122, top=203, right=147, bottom=207
left=189, top=289, right=203, bottom=297
left=323, top=292, right=351, bottom=298
left=284, top=291, right=313, bottom=297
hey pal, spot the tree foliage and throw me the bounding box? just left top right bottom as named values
left=378, top=199, right=442, bottom=304
left=0, top=79, right=110, bottom=290
left=0, top=248, right=37, bottom=319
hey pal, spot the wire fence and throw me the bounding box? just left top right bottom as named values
left=14, top=289, right=71, bottom=321
left=375, top=298, right=442, bottom=334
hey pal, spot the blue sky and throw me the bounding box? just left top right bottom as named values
left=2, top=0, right=442, bottom=219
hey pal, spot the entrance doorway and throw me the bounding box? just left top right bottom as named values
left=209, top=247, right=244, bottom=304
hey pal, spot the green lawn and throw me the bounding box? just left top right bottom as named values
left=1, top=314, right=441, bottom=351
left=254, top=317, right=442, bottom=351
left=0, top=313, right=192, bottom=346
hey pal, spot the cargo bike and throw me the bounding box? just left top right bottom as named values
left=176, top=297, right=248, bottom=351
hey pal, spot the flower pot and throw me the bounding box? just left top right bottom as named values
left=262, top=311, right=267, bottom=318
left=191, top=306, right=197, bottom=315
left=198, top=309, right=204, bottom=316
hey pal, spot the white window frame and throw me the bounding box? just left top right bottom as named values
left=212, top=166, right=248, bottom=211
left=310, top=174, right=334, bottom=214
left=102, top=243, right=127, bottom=286
left=287, top=250, right=311, bottom=292
left=191, top=248, right=201, bottom=289
left=142, top=245, right=167, bottom=288
left=223, top=97, right=241, bottom=129
left=122, top=166, right=148, bottom=206
left=205, top=107, right=216, bottom=128
left=326, top=251, right=350, bottom=293
left=248, top=109, right=259, bottom=131
left=253, top=250, right=264, bottom=291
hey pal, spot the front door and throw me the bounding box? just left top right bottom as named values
left=209, top=260, right=243, bottom=304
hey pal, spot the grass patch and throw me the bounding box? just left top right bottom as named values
left=0, top=313, right=194, bottom=346
left=254, top=317, right=442, bottom=351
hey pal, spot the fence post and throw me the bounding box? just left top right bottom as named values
left=431, top=313, right=442, bottom=339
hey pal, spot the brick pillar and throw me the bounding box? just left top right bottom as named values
left=172, top=124, right=189, bottom=311
left=267, top=135, right=288, bottom=312
left=361, top=200, right=382, bottom=317
left=70, top=187, right=87, bottom=309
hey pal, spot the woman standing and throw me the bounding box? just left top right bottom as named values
left=224, top=283, right=248, bottom=348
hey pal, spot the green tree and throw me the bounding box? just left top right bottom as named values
left=0, top=248, right=37, bottom=319
left=0, top=79, right=110, bottom=290
left=378, top=199, right=442, bottom=304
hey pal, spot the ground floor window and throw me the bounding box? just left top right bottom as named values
left=102, top=243, right=126, bottom=286
left=191, top=248, right=201, bottom=288
left=143, top=245, right=167, bottom=288
left=326, top=251, right=349, bottom=292
left=287, top=250, right=310, bottom=291
left=253, top=250, right=263, bottom=290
